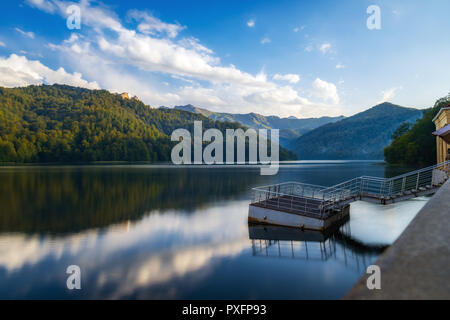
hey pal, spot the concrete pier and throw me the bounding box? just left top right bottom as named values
left=345, top=179, right=450, bottom=300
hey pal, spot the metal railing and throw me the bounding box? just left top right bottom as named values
left=251, top=161, right=450, bottom=217
left=251, top=181, right=329, bottom=217
left=322, top=160, right=450, bottom=202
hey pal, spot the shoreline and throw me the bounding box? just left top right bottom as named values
left=345, top=179, right=450, bottom=299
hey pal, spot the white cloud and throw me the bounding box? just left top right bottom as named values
left=261, top=37, right=271, bottom=44
left=319, top=42, right=331, bottom=54
left=379, top=87, right=402, bottom=103
left=311, top=78, right=339, bottom=104
left=95, top=33, right=265, bottom=86
left=336, top=63, right=345, bottom=69
left=177, top=37, right=214, bottom=54
left=178, top=86, right=227, bottom=106
left=128, top=10, right=185, bottom=38
left=293, top=26, right=304, bottom=32
left=171, top=74, right=196, bottom=84
left=244, top=85, right=308, bottom=105
left=25, top=0, right=56, bottom=13
left=273, top=73, right=300, bottom=84
left=0, top=41, right=5, bottom=47
left=0, top=54, right=100, bottom=89
left=63, top=33, right=79, bottom=44
left=247, top=19, right=255, bottom=27
left=15, top=28, right=35, bottom=39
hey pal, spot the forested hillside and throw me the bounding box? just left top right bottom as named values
left=0, top=85, right=296, bottom=162
left=288, top=103, right=423, bottom=160
left=384, top=94, right=450, bottom=166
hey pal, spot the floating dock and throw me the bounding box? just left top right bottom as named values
left=249, top=161, right=449, bottom=231
left=248, top=182, right=350, bottom=231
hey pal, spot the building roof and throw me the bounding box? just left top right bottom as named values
left=432, top=105, right=450, bottom=122
left=432, top=124, right=450, bottom=136
left=433, top=124, right=450, bottom=143
left=433, top=124, right=450, bottom=137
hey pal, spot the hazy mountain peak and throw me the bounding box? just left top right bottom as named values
left=173, top=104, right=346, bottom=149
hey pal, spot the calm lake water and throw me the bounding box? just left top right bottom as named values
left=0, top=161, right=428, bottom=299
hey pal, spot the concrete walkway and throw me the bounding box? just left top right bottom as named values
left=345, top=179, right=450, bottom=300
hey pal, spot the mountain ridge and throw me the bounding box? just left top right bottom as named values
left=172, top=104, right=345, bottom=147
left=288, top=102, right=424, bottom=160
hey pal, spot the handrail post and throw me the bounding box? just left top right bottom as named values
left=415, top=172, right=420, bottom=190
left=401, top=176, right=406, bottom=193
left=379, top=180, right=383, bottom=197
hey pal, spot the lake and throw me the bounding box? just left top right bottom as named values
left=0, top=161, right=428, bottom=299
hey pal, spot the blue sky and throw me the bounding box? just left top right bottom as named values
left=1, top=0, right=450, bottom=118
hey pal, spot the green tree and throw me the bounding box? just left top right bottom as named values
left=391, top=122, right=412, bottom=140
left=384, top=93, right=450, bottom=166
left=0, top=139, right=17, bottom=161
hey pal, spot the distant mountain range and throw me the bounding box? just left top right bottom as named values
left=173, top=104, right=345, bottom=148
left=171, top=103, right=424, bottom=160
left=288, top=102, right=424, bottom=160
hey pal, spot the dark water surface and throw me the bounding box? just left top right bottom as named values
left=0, top=161, right=427, bottom=299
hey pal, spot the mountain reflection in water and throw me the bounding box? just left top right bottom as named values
left=0, top=162, right=427, bottom=299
